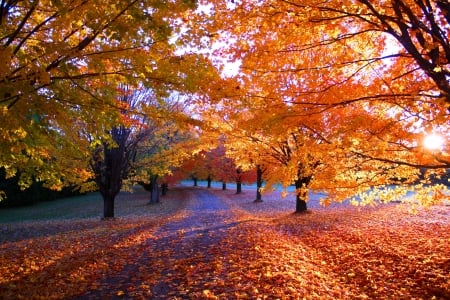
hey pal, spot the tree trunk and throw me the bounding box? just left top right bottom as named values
left=222, top=182, right=226, bottom=190
left=102, top=193, right=115, bottom=219
left=236, top=168, right=242, bottom=194
left=95, top=146, right=123, bottom=219
left=236, top=181, right=242, bottom=194
left=150, top=183, right=159, bottom=204
left=295, top=190, right=307, bottom=213
left=161, top=183, right=168, bottom=196
left=254, top=165, right=263, bottom=202
left=193, top=177, right=198, bottom=186
left=148, top=175, right=160, bottom=204
left=207, top=175, right=212, bottom=188
left=255, top=189, right=262, bottom=202
left=294, top=176, right=312, bottom=213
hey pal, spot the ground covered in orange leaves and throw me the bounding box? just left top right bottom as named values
left=0, top=186, right=449, bottom=299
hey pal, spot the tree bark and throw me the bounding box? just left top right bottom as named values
left=236, top=168, right=242, bottom=194
left=236, top=181, right=242, bottom=194
left=295, top=189, right=307, bottom=213
left=92, top=140, right=125, bottom=219
left=102, top=192, right=115, bottom=219
left=207, top=175, right=212, bottom=188
left=254, top=165, right=263, bottom=202
left=148, top=175, right=160, bottom=204
left=294, top=175, right=312, bottom=213
left=161, top=183, right=168, bottom=196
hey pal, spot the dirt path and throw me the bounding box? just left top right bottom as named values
left=75, top=187, right=246, bottom=299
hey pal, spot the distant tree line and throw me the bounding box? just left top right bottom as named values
left=0, top=169, right=83, bottom=208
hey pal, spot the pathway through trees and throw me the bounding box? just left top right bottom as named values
left=2, top=186, right=448, bottom=299
left=75, top=187, right=253, bottom=299
left=150, top=188, right=239, bottom=297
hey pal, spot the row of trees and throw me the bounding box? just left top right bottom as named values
left=190, top=0, right=450, bottom=211
left=0, top=168, right=82, bottom=207
left=179, top=143, right=256, bottom=192
left=87, top=86, right=201, bottom=217
left=1, top=0, right=449, bottom=216
left=0, top=0, right=224, bottom=217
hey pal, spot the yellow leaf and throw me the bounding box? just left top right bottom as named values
left=203, top=289, right=218, bottom=299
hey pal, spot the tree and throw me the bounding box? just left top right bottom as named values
left=133, top=96, right=201, bottom=204
left=88, top=82, right=211, bottom=217
left=195, top=0, right=449, bottom=207
left=0, top=0, right=200, bottom=195
left=207, top=0, right=450, bottom=107
left=226, top=144, right=268, bottom=201
left=89, top=86, right=149, bottom=218
left=291, top=0, right=450, bottom=106
left=229, top=115, right=323, bottom=212
left=204, top=142, right=237, bottom=189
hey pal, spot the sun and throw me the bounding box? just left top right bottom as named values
left=423, top=134, right=444, bottom=150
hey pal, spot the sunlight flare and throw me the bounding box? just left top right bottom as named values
left=423, top=134, right=445, bottom=150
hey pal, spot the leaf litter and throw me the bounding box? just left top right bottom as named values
left=0, top=186, right=448, bottom=299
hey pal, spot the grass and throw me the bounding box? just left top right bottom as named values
left=0, top=193, right=102, bottom=223
left=0, top=186, right=189, bottom=245
left=1, top=182, right=447, bottom=223
left=0, top=186, right=186, bottom=223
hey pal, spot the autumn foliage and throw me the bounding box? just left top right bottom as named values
left=1, top=0, right=450, bottom=297
left=193, top=0, right=450, bottom=209
left=1, top=0, right=449, bottom=210
left=1, top=187, right=449, bottom=299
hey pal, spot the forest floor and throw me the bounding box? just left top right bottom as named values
left=0, top=186, right=449, bottom=299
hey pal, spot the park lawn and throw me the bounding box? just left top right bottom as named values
left=0, top=192, right=103, bottom=223
left=0, top=186, right=449, bottom=299
left=0, top=187, right=183, bottom=224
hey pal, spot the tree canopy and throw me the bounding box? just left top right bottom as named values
left=0, top=0, right=217, bottom=194
left=192, top=0, right=449, bottom=207
left=1, top=0, right=448, bottom=208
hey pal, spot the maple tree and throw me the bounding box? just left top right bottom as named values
left=205, top=144, right=232, bottom=187
left=176, top=156, right=202, bottom=186
left=132, top=96, right=201, bottom=204
left=191, top=0, right=450, bottom=209
left=207, top=103, right=323, bottom=212
left=220, top=126, right=270, bottom=202
left=85, top=80, right=217, bottom=217
left=294, top=0, right=450, bottom=106
left=203, top=143, right=251, bottom=192
left=1, top=0, right=448, bottom=212
left=208, top=0, right=450, bottom=107
left=86, top=85, right=152, bottom=218
left=0, top=0, right=212, bottom=198
left=176, top=151, right=213, bottom=186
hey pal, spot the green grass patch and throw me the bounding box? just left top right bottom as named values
left=0, top=186, right=190, bottom=224
left=0, top=193, right=103, bottom=223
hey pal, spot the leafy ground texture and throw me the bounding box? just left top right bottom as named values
left=0, top=185, right=449, bottom=299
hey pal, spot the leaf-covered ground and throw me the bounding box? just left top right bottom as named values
left=0, top=186, right=449, bottom=299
